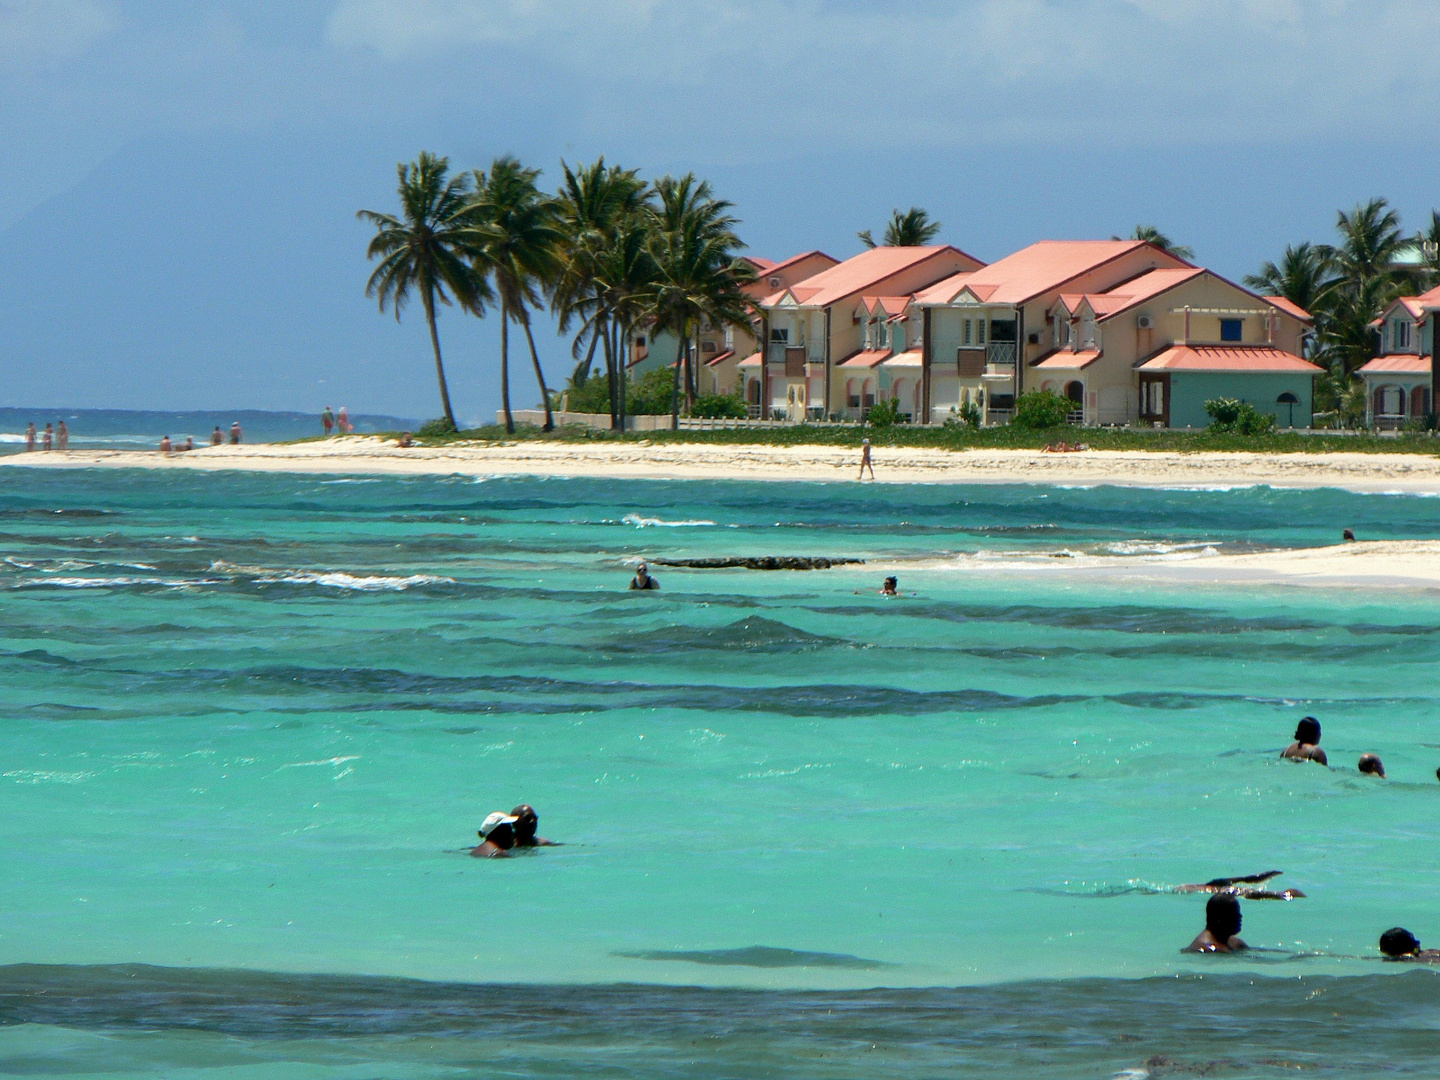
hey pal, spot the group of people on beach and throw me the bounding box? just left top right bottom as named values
left=1182, top=714, right=1439, bottom=960
left=321, top=407, right=353, bottom=436
left=21, top=421, right=68, bottom=451
left=469, top=804, right=556, bottom=857
left=158, top=423, right=242, bottom=453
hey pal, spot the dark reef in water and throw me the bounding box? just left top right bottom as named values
left=651, top=556, right=864, bottom=570
left=614, top=947, right=893, bottom=969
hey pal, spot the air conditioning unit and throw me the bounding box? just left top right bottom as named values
left=1136, top=314, right=1153, bottom=329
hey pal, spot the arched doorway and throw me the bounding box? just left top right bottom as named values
left=1276, top=390, right=1299, bottom=428
left=1064, top=380, right=1084, bottom=404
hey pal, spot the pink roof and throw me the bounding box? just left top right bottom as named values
left=881, top=349, right=923, bottom=368
left=1369, top=296, right=1426, bottom=327
left=860, top=295, right=911, bottom=317
left=1264, top=296, right=1313, bottom=323
left=1357, top=355, right=1432, bottom=374
left=1033, top=349, right=1102, bottom=370
left=916, top=240, right=1187, bottom=307
left=743, top=256, right=776, bottom=272
left=1136, top=345, right=1321, bottom=373
left=1090, top=268, right=1205, bottom=321
left=766, top=246, right=982, bottom=309
left=838, top=349, right=892, bottom=368
left=1416, top=283, right=1440, bottom=307
left=704, top=349, right=735, bottom=368
left=736, top=351, right=762, bottom=368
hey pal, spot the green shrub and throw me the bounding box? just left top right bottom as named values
left=1012, top=390, right=1073, bottom=429
left=692, top=392, right=748, bottom=419
left=1204, top=397, right=1275, bottom=435
left=866, top=396, right=904, bottom=428
left=628, top=367, right=680, bottom=414
left=558, top=373, right=615, bottom=415
left=417, top=417, right=456, bottom=437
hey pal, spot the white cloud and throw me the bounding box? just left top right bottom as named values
left=0, top=0, right=119, bottom=64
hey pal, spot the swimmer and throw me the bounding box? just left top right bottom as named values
left=1379, top=927, right=1440, bottom=962
left=470, top=812, right=518, bottom=858
left=510, top=804, right=558, bottom=847
left=1175, top=870, right=1304, bottom=901
left=881, top=576, right=899, bottom=596
left=629, top=562, right=659, bottom=590
left=1183, top=893, right=1248, bottom=953
left=1358, top=753, right=1386, bottom=778
left=1281, top=716, right=1327, bottom=766
left=1343, top=528, right=1356, bottom=542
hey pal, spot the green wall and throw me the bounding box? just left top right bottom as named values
left=1167, top=371, right=1314, bottom=429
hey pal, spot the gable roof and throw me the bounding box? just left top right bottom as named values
left=1085, top=268, right=1206, bottom=322
left=915, top=240, right=1188, bottom=307
left=763, top=245, right=981, bottom=308
left=1135, top=345, right=1321, bottom=373
left=1357, top=355, right=1431, bottom=374
left=1262, top=296, right=1313, bottom=323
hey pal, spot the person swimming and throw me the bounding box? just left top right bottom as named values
left=1174, top=870, right=1304, bottom=900
left=470, top=812, right=518, bottom=858
left=1184, top=893, right=1248, bottom=953
left=629, top=562, right=658, bottom=590
left=1281, top=716, right=1327, bottom=765
left=881, top=576, right=898, bottom=596
left=1358, top=753, right=1386, bottom=778
left=1379, top=927, right=1440, bottom=961
left=510, top=804, right=557, bottom=847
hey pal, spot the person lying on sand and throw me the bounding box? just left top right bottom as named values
left=1282, top=716, right=1328, bottom=765
left=629, top=562, right=658, bottom=590
left=470, top=812, right=518, bottom=858
left=1041, top=441, right=1091, bottom=453
left=1380, top=927, right=1440, bottom=962
left=1358, top=753, right=1386, bottom=778
left=1175, top=870, right=1304, bottom=900
left=510, top=804, right=558, bottom=847
left=1183, top=894, right=1248, bottom=953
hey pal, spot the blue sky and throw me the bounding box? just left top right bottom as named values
left=4, top=0, right=1440, bottom=422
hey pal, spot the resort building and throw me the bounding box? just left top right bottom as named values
left=751, top=245, right=984, bottom=419
left=1357, top=287, right=1440, bottom=427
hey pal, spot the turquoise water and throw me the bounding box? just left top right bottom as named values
left=3, top=470, right=1440, bottom=1077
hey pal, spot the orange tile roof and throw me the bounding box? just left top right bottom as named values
left=1369, top=296, right=1426, bottom=327
left=1357, top=355, right=1432, bottom=374
left=766, top=246, right=981, bottom=309
left=1135, top=345, right=1321, bottom=373
left=916, top=240, right=1186, bottom=307
left=1415, top=284, right=1440, bottom=307
left=881, top=349, right=923, bottom=367
left=1090, top=268, right=1206, bottom=321
left=838, top=349, right=892, bottom=368
left=744, top=256, right=776, bottom=272
left=1032, top=349, right=1102, bottom=370
left=1263, top=296, right=1313, bottom=323
left=736, top=351, right=762, bottom=368
left=860, top=295, right=912, bottom=317
left=704, top=349, right=735, bottom=368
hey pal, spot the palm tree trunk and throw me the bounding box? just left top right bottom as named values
left=615, top=321, right=627, bottom=433
left=600, top=320, right=618, bottom=429
left=669, top=323, right=684, bottom=430
left=687, top=328, right=699, bottom=407
left=422, top=288, right=458, bottom=430
left=579, top=327, right=601, bottom=388
left=500, top=301, right=514, bottom=434
left=522, top=316, right=554, bottom=431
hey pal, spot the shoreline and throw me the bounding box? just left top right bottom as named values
left=9, top=437, right=1440, bottom=492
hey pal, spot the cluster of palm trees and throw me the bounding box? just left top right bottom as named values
left=1245, top=198, right=1439, bottom=421
left=359, top=152, right=753, bottom=433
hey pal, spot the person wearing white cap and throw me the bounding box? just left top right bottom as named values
left=469, top=811, right=518, bottom=858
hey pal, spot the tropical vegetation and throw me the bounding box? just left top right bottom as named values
left=859, top=207, right=941, bottom=248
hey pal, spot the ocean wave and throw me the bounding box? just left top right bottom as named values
left=11, top=576, right=223, bottom=590
left=261, top=571, right=455, bottom=591
left=621, top=513, right=718, bottom=528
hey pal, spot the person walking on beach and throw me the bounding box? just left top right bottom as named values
left=322, top=407, right=334, bottom=436
left=25, top=423, right=36, bottom=452
left=859, top=438, right=874, bottom=480
left=229, top=421, right=242, bottom=445
left=1282, top=716, right=1327, bottom=765
left=56, top=420, right=68, bottom=450
left=1183, top=894, right=1248, bottom=953
left=42, top=423, right=53, bottom=450
left=211, top=426, right=224, bottom=446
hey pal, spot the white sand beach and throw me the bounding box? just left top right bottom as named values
left=8, top=436, right=1440, bottom=493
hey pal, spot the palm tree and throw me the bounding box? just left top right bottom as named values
left=858, top=207, right=941, bottom=248
left=357, top=152, right=489, bottom=431
left=1243, top=242, right=1337, bottom=319
left=467, top=157, right=565, bottom=433
left=1321, top=198, right=1409, bottom=290
left=1414, top=210, right=1440, bottom=289
left=1118, top=225, right=1194, bottom=261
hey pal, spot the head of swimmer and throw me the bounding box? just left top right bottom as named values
left=510, top=804, right=539, bottom=846
left=479, top=819, right=516, bottom=851
left=1381, top=927, right=1421, bottom=957
left=1358, top=753, right=1385, bottom=778
left=1206, top=894, right=1242, bottom=942
left=1294, top=716, right=1321, bottom=746
left=882, top=576, right=898, bottom=594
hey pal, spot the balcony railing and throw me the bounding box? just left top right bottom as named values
left=986, top=341, right=1017, bottom=366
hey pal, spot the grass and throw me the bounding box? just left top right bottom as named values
left=357, top=422, right=1440, bottom=456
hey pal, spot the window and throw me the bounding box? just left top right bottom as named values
left=1220, top=318, right=1243, bottom=342
left=770, top=328, right=789, bottom=343
left=963, top=319, right=972, bottom=345
left=1393, top=319, right=1412, bottom=350
left=1055, top=315, right=1069, bottom=347
left=977, top=319, right=987, bottom=345
left=635, top=336, right=645, bottom=348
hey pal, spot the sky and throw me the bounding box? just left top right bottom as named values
left=4, top=0, right=1440, bottom=423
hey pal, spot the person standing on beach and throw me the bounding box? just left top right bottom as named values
left=56, top=420, right=68, bottom=450
left=211, top=426, right=224, bottom=446
left=338, top=407, right=351, bottom=434
left=25, top=423, right=36, bottom=451
left=322, top=407, right=334, bottom=436
left=229, top=421, right=242, bottom=445
left=859, top=438, right=874, bottom=480
left=42, top=423, right=53, bottom=450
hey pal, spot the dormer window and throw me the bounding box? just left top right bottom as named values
left=1054, top=314, right=1070, bottom=348
left=1392, top=318, right=1412, bottom=351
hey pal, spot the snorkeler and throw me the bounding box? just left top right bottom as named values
left=629, top=562, right=659, bottom=590
left=1174, top=870, right=1304, bottom=901
left=1183, top=893, right=1248, bottom=953
left=470, top=812, right=518, bottom=858
left=510, top=804, right=558, bottom=847
left=1358, top=753, right=1386, bottom=778
left=1281, top=716, right=1328, bottom=765
left=1379, top=927, right=1440, bottom=962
